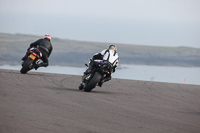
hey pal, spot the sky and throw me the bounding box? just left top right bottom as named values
left=0, top=0, right=200, bottom=48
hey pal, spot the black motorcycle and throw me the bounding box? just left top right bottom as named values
left=20, top=48, right=42, bottom=74
left=79, top=60, right=112, bottom=92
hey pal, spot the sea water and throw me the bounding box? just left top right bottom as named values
left=0, top=64, right=199, bottom=85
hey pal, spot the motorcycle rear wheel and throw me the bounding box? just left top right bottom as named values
left=20, top=58, right=34, bottom=74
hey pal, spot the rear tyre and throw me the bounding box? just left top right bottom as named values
left=20, top=58, right=34, bottom=74
left=84, top=72, right=102, bottom=92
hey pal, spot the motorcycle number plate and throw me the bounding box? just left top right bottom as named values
left=29, top=54, right=36, bottom=60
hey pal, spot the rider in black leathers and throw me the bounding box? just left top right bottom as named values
left=21, top=35, right=53, bottom=69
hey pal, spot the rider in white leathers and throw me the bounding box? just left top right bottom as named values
left=82, top=45, right=119, bottom=87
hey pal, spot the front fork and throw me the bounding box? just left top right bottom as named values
left=83, top=73, right=92, bottom=83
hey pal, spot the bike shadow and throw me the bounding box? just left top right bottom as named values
left=88, top=90, right=114, bottom=94
left=48, top=86, right=114, bottom=94
left=48, top=87, right=80, bottom=92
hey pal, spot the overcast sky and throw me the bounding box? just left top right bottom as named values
left=0, top=0, right=200, bottom=47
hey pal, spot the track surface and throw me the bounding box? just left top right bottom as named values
left=0, top=69, right=200, bottom=133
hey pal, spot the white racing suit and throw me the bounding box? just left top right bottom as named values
left=84, top=49, right=119, bottom=86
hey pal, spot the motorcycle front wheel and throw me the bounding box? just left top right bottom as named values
left=84, top=72, right=102, bottom=92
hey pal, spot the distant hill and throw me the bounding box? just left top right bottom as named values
left=0, top=33, right=200, bottom=67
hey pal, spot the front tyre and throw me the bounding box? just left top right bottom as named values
left=79, top=83, right=84, bottom=90
left=20, top=58, right=34, bottom=74
left=84, top=72, right=102, bottom=92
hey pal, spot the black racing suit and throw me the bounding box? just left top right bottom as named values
left=22, top=38, right=53, bottom=67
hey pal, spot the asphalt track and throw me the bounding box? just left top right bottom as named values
left=0, top=69, right=200, bottom=133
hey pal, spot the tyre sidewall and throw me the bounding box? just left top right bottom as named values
left=20, top=58, right=34, bottom=74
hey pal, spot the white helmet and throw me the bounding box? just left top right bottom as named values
left=108, top=45, right=117, bottom=51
